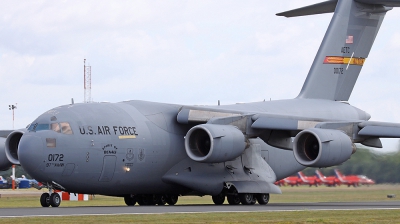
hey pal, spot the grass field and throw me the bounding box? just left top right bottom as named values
left=0, top=184, right=399, bottom=223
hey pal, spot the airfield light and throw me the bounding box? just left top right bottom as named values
left=8, top=104, right=17, bottom=129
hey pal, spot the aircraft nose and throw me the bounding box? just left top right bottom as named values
left=18, top=134, right=44, bottom=173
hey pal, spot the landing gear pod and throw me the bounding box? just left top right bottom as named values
left=185, top=124, right=246, bottom=163
left=293, top=128, right=355, bottom=167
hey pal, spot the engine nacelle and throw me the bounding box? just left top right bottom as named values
left=0, top=138, right=12, bottom=171
left=185, top=124, right=246, bottom=163
left=5, top=130, right=25, bottom=165
left=293, top=128, right=355, bottom=167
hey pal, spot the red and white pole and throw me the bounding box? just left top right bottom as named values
left=12, top=165, right=15, bottom=190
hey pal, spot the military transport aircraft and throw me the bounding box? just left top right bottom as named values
left=1, top=0, right=400, bottom=207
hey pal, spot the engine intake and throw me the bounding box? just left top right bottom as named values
left=5, top=130, right=25, bottom=165
left=0, top=138, right=12, bottom=171
left=293, top=128, right=355, bottom=167
left=185, top=124, right=246, bottom=163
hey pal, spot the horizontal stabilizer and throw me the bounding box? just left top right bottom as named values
left=356, top=0, right=400, bottom=7
left=276, top=0, right=337, bottom=17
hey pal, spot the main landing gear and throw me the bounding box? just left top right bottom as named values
left=213, top=193, right=270, bottom=205
left=124, top=194, right=179, bottom=206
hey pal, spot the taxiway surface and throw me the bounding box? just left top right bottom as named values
left=0, top=201, right=399, bottom=217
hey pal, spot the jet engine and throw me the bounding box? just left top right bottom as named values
left=0, top=138, right=12, bottom=171
left=5, top=130, right=25, bottom=165
left=293, top=128, right=355, bottom=167
left=185, top=124, right=246, bottom=163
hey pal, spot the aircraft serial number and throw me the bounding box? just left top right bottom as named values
left=334, top=68, right=344, bottom=75
left=48, top=154, right=64, bottom=162
left=46, top=163, right=64, bottom=168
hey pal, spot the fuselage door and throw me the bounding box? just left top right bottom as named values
left=99, top=155, right=117, bottom=182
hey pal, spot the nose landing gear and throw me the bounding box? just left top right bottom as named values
left=40, top=192, right=61, bottom=207
left=38, top=185, right=62, bottom=207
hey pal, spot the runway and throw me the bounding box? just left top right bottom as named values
left=0, top=201, right=399, bottom=218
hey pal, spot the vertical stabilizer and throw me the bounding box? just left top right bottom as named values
left=278, top=0, right=392, bottom=101
left=334, top=169, right=345, bottom=182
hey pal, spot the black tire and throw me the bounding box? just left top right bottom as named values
left=250, top=195, right=256, bottom=205
left=256, top=193, right=270, bottom=205
left=124, top=195, right=137, bottom=206
left=212, top=193, right=225, bottom=205
left=227, top=195, right=241, bottom=205
left=165, top=194, right=178, bottom=205
left=40, top=193, right=50, bottom=207
left=157, top=195, right=167, bottom=205
left=136, top=195, right=145, bottom=205
left=141, top=195, right=156, bottom=205
left=49, top=193, right=61, bottom=207
left=239, top=193, right=254, bottom=205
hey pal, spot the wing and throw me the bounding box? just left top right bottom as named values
left=177, top=106, right=400, bottom=149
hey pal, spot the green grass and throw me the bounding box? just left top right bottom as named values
left=0, top=210, right=400, bottom=223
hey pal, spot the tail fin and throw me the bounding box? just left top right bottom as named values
left=278, top=0, right=394, bottom=101
left=334, top=169, right=345, bottom=181
left=315, top=170, right=324, bottom=179
left=297, top=171, right=306, bottom=181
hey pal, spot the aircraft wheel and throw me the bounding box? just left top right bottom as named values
left=49, top=193, right=61, bottom=207
left=40, top=193, right=50, bottom=207
left=136, top=195, right=145, bottom=205
left=124, top=195, right=137, bottom=206
left=250, top=195, right=256, bottom=205
left=239, top=193, right=254, bottom=205
left=227, top=195, right=241, bottom=205
left=165, top=194, right=178, bottom=205
left=157, top=195, right=167, bottom=205
left=141, top=194, right=156, bottom=205
left=212, top=193, right=225, bottom=205
left=256, top=193, right=270, bottom=205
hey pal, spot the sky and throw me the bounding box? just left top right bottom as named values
left=1, top=0, right=400, bottom=152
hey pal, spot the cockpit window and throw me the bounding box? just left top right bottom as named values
left=60, top=122, right=73, bottom=135
left=28, top=122, right=73, bottom=134
left=28, top=123, right=50, bottom=132
left=51, top=123, right=61, bottom=133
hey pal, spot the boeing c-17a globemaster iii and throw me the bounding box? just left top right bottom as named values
left=2, top=0, right=400, bottom=207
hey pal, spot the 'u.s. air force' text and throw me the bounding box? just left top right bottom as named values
left=79, top=126, right=138, bottom=136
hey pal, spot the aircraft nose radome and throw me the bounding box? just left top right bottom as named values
left=18, top=134, right=44, bottom=174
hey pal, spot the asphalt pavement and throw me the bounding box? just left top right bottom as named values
left=0, top=201, right=399, bottom=217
